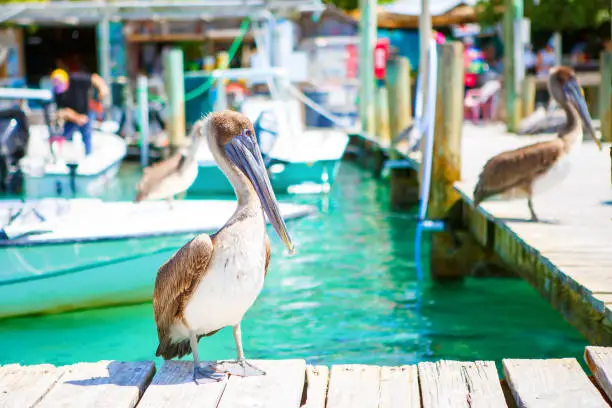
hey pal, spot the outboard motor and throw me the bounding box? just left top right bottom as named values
left=0, top=108, right=29, bottom=194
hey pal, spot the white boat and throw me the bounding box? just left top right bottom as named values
left=19, top=124, right=127, bottom=198
left=190, top=69, right=349, bottom=196
left=0, top=87, right=126, bottom=197
left=0, top=197, right=315, bottom=319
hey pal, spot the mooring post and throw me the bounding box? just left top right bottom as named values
left=375, top=81, right=391, bottom=146
left=358, top=0, right=377, bottom=139
left=429, top=42, right=463, bottom=219
left=371, top=82, right=389, bottom=178
left=503, top=0, right=523, bottom=132
left=394, top=57, right=412, bottom=137
left=599, top=51, right=612, bottom=142
left=164, top=48, right=186, bottom=153
left=136, top=75, right=149, bottom=168
left=388, top=57, right=418, bottom=208
left=429, top=41, right=466, bottom=279
left=521, top=75, right=536, bottom=119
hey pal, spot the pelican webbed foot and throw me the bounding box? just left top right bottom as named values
left=192, top=362, right=226, bottom=384
left=214, top=359, right=266, bottom=377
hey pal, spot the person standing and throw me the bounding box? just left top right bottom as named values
left=50, top=68, right=109, bottom=156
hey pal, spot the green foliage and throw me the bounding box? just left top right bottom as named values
left=476, top=0, right=611, bottom=31
left=322, top=0, right=394, bottom=12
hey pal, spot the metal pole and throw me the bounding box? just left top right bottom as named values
left=418, top=0, right=431, bottom=103
left=358, top=0, right=376, bottom=135
left=163, top=48, right=186, bottom=151
left=553, top=31, right=562, bottom=66
left=98, top=11, right=111, bottom=106
left=136, top=75, right=149, bottom=168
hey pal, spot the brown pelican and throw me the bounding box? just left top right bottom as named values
left=152, top=110, right=294, bottom=383
left=474, top=66, right=602, bottom=221
left=134, top=122, right=203, bottom=207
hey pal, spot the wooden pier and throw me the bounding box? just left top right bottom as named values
left=4, top=345, right=612, bottom=407
left=450, top=123, right=612, bottom=344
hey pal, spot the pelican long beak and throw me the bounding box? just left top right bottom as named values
left=565, top=78, right=602, bottom=150
left=225, top=130, right=295, bottom=254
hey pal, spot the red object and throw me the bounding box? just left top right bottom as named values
left=346, top=44, right=358, bottom=79
left=374, top=38, right=390, bottom=80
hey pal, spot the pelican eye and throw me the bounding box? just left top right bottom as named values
left=243, top=129, right=252, bottom=137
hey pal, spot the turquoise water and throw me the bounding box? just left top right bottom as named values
left=0, top=161, right=587, bottom=371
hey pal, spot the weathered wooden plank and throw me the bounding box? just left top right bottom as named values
left=585, top=346, right=612, bottom=402
left=137, top=361, right=227, bottom=408
left=379, top=365, right=420, bottom=408
left=301, top=365, right=329, bottom=408
left=503, top=358, right=609, bottom=407
left=418, top=360, right=507, bottom=408
left=0, top=363, right=65, bottom=408
left=36, top=360, right=155, bottom=408
left=217, top=359, right=306, bottom=408
left=326, top=364, right=380, bottom=408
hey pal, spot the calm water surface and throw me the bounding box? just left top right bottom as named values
left=0, top=161, right=587, bottom=371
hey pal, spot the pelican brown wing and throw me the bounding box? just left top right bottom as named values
left=153, top=234, right=214, bottom=359
left=473, top=139, right=564, bottom=204
left=135, top=152, right=185, bottom=202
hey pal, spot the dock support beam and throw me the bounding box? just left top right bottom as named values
left=164, top=48, right=186, bottom=152
left=503, top=0, right=523, bottom=132
left=358, top=0, right=377, bottom=137
left=599, top=51, right=612, bottom=142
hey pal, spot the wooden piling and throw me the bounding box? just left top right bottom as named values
left=358, top=0, right=377, bottom=138
left=395, top=57, right=412, bottom=136
left=599, top=51, right=612, bottom=142
left=163, top=48, right=187, bottom=151
left=502, top=0, right=523, bottom=132
left=521, top=75, right=536, bottom=119
left=375, top=84, right=391, bottom=147
left=386, top=57, right=412, bottom=143
left=429, top=42, right=463, bottom=220
left=429, top=41, right=467, bottom=279
left=390, top=166, right=420, bottom=210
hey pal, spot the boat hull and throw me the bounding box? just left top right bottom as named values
left=267, top=158, right=342, bottom=194
left=23, top=160, right=123, bottom=198
left=191, top=158, right=343, bottom=195
left=0, top=234, right=189, bottom=319
left=190, top=161, right=234, bottom=195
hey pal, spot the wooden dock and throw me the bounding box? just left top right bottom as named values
left=4, top=345, right=612, bottom=407
left=453, top=123, right=612, bottom=344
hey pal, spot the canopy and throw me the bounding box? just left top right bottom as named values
left=0, top=0, right=325, bottom=25
left=381, top=0, right=477, bottom=16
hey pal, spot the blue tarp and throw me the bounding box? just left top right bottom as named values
left=378, top=28, right=420, bottom=71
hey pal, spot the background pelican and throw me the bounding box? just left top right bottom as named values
left=473, top=66, right=602, bottom=221
left=134, top=121, right=204, bottom=207
left=152, top=111, right=294, bottom=383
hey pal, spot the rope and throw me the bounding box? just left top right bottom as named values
left=284, top=82, right=355, bottom=131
